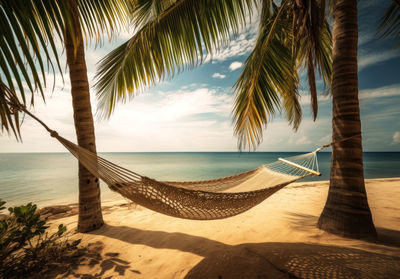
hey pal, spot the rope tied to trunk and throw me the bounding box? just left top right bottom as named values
left=313, top=132, right=362, bottom=152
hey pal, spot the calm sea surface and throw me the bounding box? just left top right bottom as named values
left=0, top=152, right=399, bottom=207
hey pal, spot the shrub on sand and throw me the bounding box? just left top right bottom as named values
left=0, top=199, right=81, bottom=278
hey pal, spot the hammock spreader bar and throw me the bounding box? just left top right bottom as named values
left=278, top=157, right=321, bottom=176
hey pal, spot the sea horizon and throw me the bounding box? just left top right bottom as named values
left=1, top=151, right=399, bottom=209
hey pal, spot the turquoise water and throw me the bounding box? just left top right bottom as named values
left=0, top=152, right=399, bottom=207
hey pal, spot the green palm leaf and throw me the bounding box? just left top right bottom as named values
left=233, top=0, right=331, bottom=150
left=76, top=0, right=132, bottom=44
left=95, top=0, right=331, bottom=150
left=0, top=0, right=69, bottom=139
left=95, top=0, right=256, bottom=118
left=0, top=0, right=132, bottom=140
left=293, top=0, right=332, bottom=120
left=233, top=0, right=299, bottom=150
left=378, top=0, right=400, bottom=48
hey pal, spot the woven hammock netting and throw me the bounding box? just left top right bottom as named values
left=51, top=133, right=320, bottom=220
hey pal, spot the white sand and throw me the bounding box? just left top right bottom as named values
left=45, top=178, right=400, bottom=278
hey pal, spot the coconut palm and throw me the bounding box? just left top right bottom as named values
left=0, top=0, right=132, bottom=232
left=96, top=0, right=376, bottom=238
left=317, top=0, right=376, bottom=238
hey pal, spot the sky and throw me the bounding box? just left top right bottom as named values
left=1, top=0, right=400, bottom=153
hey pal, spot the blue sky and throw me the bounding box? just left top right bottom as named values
left=1, top=0, right=400, bottom=152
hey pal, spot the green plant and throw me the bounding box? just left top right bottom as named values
left=0, top=199, right=81, bottom=278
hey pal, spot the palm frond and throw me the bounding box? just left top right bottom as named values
left=131, top=0, right=178, bottom=28
left=378, top=0, right=400, bottom=48
left=281, top=56, right=302, bottom=131
left=0, top=0, right=69, bottom=139
left=95, top=0, right=256, bottom=118
left=0, top=0, right=133, bottom=139
left=233, top=0, right=331, bottom=150
left=0, top=81, right=23, bottom=140
left=233, top=0, right=300, bottom=150
left=77, top=0, right=133, bottom=44
left=307, top=58, right=318, bottom=120
left=293, top=0, right=332, bottom=119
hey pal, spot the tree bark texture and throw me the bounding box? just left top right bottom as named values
left=318, top=0, right=376, bottom=238
left=65, top=0, right=104, bottom=232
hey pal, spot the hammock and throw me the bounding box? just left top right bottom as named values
left=16, top=106, right=332, bottom=220
left=55, top=133, right=320, bottom=220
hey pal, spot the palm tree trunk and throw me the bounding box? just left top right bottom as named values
left=318, top=0, right=376, bottom=238
left=65, top=0, right=104, bottom=232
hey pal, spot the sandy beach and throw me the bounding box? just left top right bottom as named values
left=38, top=178, right=400, bottom=278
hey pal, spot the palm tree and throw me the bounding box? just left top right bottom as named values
left=317, top=0, right=376, bottom=238
left=63, top=0, right=103, bottom=233
left=0, top=0, right=131, bottom=232
left=96, top=0, right=376, bottom=238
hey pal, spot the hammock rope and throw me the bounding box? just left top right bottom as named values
left=54, top=132, right=317, bottom=219
left=10, top=103, right=349, bottom=220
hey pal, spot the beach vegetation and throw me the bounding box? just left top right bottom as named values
left=0, top=199, right=81, bottom=278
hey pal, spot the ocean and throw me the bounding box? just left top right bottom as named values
left=0, top=152, right=399, bottom=208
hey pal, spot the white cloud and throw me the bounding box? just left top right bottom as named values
left=358, top=50, right=400, bottom=71
left=299, top=93, right=330, bottom=105
left=93, top=87, right=236, bottom=151
left=2, top=9, right=400, bottom=153
left=296, top=136, right=311, bottom=145
left=209, top=32, right=257, bottom=62
left=229, top=62, right=243, bottom=71
left=319, top=134, right=332, bottom=144
left=358, top=31, right=373, bottom=47
left=393, top=132, right=400, bottom=144
left=300, top=84, right=400, bottom=105
left=4, top=76, right=398, bottom=152
left=1, top=86, right=237, bottom=152
left=359, top=84, right=400, bottom=99
left=206, top=10, right=259, bottom=63
left=255, top=117, right=332, bottom=152
left=212, top=73, right=226, bottom=79
left=0, top=77, right=336, bottom=153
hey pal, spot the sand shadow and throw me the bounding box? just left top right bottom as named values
left=375, top=227, right=400, bottom=247
left=36, top=241, right=139, bottom=279
left=285, top=212, right=400, bottom=248
left=89, top=224, right=400, bottom=279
